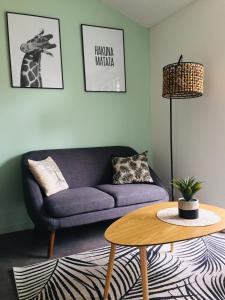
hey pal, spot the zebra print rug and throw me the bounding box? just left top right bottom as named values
left=13, top=232, right=225, bottom=300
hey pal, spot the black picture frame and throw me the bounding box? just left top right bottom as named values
left=6, top=12, right=64, bottom=89
left=81, top=24, right=126, bottom=92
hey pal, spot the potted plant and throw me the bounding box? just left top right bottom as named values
left=173, top=177, right=202, bottom=219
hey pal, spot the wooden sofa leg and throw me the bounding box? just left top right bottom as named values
left=48, top=231, right=56, bottom=258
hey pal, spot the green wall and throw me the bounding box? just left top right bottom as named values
left=0, top=0, right=150, bottom=234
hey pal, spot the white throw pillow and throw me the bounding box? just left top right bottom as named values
left=28, top=156, right=69, bottom=196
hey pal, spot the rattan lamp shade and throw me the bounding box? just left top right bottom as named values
left=163, top=62, right=204, bottom=99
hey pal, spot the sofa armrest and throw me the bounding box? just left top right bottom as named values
left=21, top=157, right=59, bottom=231
left=149, top=166, right=168, bottom=191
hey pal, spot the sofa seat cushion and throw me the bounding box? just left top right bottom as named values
left=97, top=184, right=168, bottom=207
left=44, top=187, right=115, bottom=218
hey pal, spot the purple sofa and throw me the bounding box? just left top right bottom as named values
left=22, top=146, right=169, bottom=257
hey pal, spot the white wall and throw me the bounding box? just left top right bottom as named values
left=150, top=0, right=225, bottom=206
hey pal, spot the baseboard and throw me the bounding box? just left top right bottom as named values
left=0, top=222, right=33, bottom=235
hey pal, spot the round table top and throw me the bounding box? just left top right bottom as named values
left=104, top=202, right=225, bottom=246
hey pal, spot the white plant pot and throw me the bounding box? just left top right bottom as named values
left=178, top=198, right=199, bottom=219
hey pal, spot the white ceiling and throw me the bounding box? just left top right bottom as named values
left=102, top=0, right=197, bottom=28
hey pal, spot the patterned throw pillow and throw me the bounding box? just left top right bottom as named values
left=28, top=156, right=69, bottom=196
left=112, top=152, right=153, bottom=184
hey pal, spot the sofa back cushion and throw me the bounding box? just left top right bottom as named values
left=22, top=146, right=137, bottom=189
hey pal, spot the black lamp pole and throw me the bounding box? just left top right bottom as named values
left=170, top=97, right=174, bottom=200
left=169, top=55, right=182, bottom=200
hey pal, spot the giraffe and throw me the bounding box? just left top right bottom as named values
left=20, top=30, right=56, bottom=88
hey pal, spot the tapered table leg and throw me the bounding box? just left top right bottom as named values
left=139, top=246, right=149, bottom=300
left=170, top=242, right=174, bottom=253
left=103, top=243, right=116, bottom=299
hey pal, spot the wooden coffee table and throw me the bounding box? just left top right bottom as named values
left=103, top=202, right=225, bottom=300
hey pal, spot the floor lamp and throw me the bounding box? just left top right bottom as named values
left=162, top=55, right=204, bottom=200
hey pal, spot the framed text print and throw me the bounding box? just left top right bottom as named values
left=6, top=12, right=64, bottom=89
left=81, top=24, right=126, bottom=92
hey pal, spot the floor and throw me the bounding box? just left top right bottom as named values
left=0, top=220, right=112, bottom=300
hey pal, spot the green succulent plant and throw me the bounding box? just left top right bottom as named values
left=172, top=177, right=202, bottom=201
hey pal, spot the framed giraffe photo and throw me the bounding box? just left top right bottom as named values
left=81, top=24, right=126, bottom=92
left=6, top=12, right=64, bottom=89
